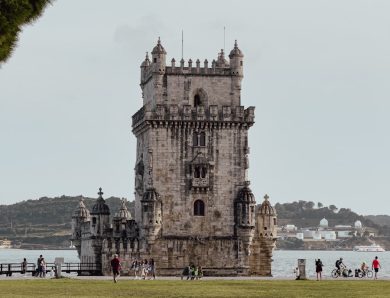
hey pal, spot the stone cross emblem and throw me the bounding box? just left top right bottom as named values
left=98, top=187, right=104, bottom=197
left=264, top=194, right=269, bottom=201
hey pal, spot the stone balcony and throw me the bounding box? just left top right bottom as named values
left=132, top=104, right=255, bottom=128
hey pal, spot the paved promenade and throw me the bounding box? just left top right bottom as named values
left=1, top=274, right=388, bottom=281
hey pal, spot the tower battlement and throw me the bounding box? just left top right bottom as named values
left=140, top=39, right=244, bottom=107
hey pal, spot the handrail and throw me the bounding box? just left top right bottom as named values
left=0, top=262, right=99, bottom=276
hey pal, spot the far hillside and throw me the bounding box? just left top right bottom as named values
left=365, top=215, right=390, bottom=227
left=275, top=201, right=390, bottom=236
left=0, top=197, right=389, bottom=249
left=0, top=196, right=134, bottom=249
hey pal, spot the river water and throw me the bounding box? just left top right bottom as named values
left=1, top=249, right=388, bottom=278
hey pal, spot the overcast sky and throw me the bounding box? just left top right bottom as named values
left=0, top=0, right=389, bottom=215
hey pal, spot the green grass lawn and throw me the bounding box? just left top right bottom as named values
left=0, top=279, right=389, bottom=298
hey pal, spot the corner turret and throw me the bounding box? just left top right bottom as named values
left=141, top=187, right=162, bottom=245
left=251, top=194, right=277, bottom=276
left=229, top=40, right=244, bottom=92
left=257, top=194, right=277, bottom=238
left=140, top=52, right=151, bottom=89
left=151, top=37, right=166, bottom=74
left=71, top=197, right=90, bottom=256
left=113, top=198, right=132, bottom=238
left=234, top=181, right=256, bottom=236
left=229, top=40, right=244, bottom=76
left=90, top=187, right=111, bottom=237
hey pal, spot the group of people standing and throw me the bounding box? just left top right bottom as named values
left=36, top=254, right=48, bottom=277
left=20, top=255, right=56, bottom=278
left=110, top=255, right=156, bottom=283
left=110, top=256, right=206, bottom=282
left=21, top=255, right=47, bottom=277
left=130, top=258, right=156, bottom=280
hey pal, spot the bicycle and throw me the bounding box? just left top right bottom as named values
left=331, top=267, right=351, bottom=278
left=358, top=269, right=373, bottom=278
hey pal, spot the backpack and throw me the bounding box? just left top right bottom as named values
left=335, top=260, right=340, bottom=267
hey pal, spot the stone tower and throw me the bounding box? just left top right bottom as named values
left=131, top=38, right=276, bottom=275
left=71, top=38, right=277, bottom=276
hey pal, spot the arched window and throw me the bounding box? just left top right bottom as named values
left=193, top=132, right=198, bottom=146
left=194, top=94, right=201, bottom=107
left=194, top=166, right=200, bottom=178
left=194, top=200, right=205, bottom=216
left=199, top=132, right=206, bottom=146
left=200, top=167, right=207, bottom=178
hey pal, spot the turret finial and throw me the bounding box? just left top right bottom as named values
left=264, top=194, right=269, bottom=201
left=235, top=40, right=238, bottom=48
left=98, top=187, right=104, bottom=198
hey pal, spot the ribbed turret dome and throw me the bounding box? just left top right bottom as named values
left=90, top=188, right=110, bottom=215
left=140, top=52, right=151, bottom=67
left=72, top=198, right=90, bottom=219
left=259, top=194, right=276, bottom=215
left=115, top=198, right=131, bottom=220
left=229, top=40, right=244, bottom=58
left=141, top=187, right=160, bottom=202
left=236, top=182, right=255, bottom=204
left=151, top=38, right=166, bottom=54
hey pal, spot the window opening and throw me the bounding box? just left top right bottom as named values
left=194, top=166, right=201, bottom=178
left=194, top=94, right=201, bottom=107
left=194, top=200, right=205, bottom=216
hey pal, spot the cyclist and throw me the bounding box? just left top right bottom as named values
left=361, top=261, right=368, bottom=272
left=335, top=258, right=345, bottom=275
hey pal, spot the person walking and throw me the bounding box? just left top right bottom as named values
left=181, top=265, right=189, bottom=280
left=131, top=259, right=140, bottom=280
left=36, top=255, right=43, bottom=277
left=110, top=254, right=121, bottom=283
left=149, top=258, right=156, bottom=280
left=40, top=258, right=46, bottom=278
left=315, top=259, right=323, bottom=281
left=141, top=259, right=148, bottom=280
left=372, top=256, right=381, bottom=280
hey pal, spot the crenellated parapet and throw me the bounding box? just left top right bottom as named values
left=140, top=39, right=244, bottom=87
left=132, top=104, right=255, bottom=132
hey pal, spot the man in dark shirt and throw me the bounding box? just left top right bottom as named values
left=110, top=254, right=121, bottom=283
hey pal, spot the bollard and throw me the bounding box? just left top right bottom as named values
left=54, top=257, right=64, bottom=278
left=297, top=259, right=307, bottom=280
